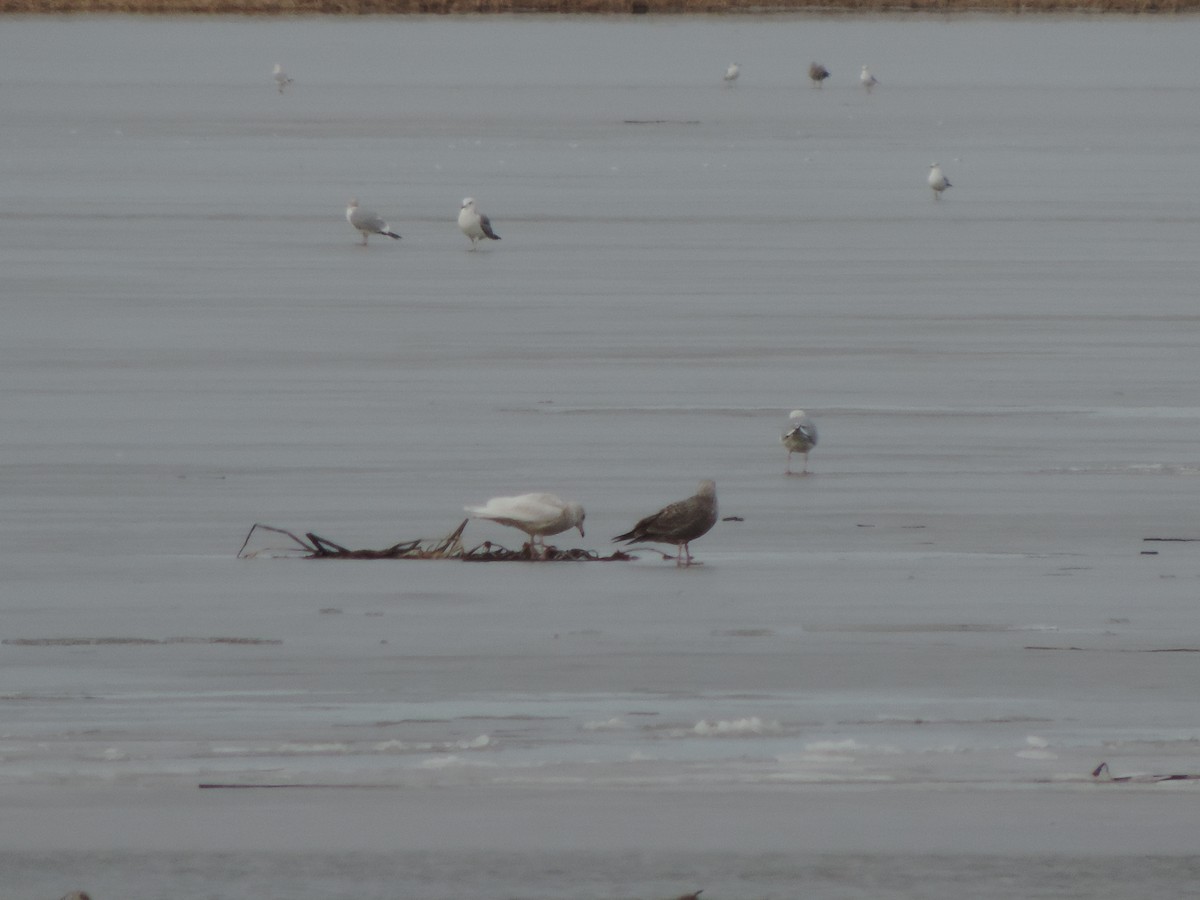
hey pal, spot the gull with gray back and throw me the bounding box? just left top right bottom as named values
left=928, top=162, right=952, bottom=199
left=458, top=197, right=501, bottom=249
left=782, top=409, right=818, bottom=474
left=345, top=199, right=401, bottom=245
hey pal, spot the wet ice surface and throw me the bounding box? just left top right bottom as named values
left=3, top=12, right=1200, bottom=899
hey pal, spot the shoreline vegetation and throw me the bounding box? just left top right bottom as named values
left=1, top=0, right=1197, bottom=14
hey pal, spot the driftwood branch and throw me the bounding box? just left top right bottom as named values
left=238, top=520, right=633, bottom=562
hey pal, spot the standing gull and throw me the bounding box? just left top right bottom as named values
left=928, top=162, right=952, bottom=199
left=782, top=409, right=818, bottom=475
left=345, top=199, right=401, bottom=245
left=272, top=63, right=293, bottom=93
left=860, top=65, right=879, bottom=93
left=808, top=62, right=830, bottom=87
left=613, top=480, right=718, bottom=567
left=458, top=197, right=501, bottom=249
left=723, top=62, right=740, bottom=84
left=465, top=492, right=585, bottom=558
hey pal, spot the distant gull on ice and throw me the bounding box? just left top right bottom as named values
left=928, top=162, right=952, bottom=199
left=613, top=480, right=718, bottom=567
left=676, top=893, right=703, bottom=900
left=782, top=409, right=818, bottom=475
left=860, top=65, right=879, bottom=93
left=723, top=62, right=740, bottom=84
left=60, top=894, right=92, bottom=900
left=808, top=62, right=830, bottom=87
left=465, top=492, right=585, bottom=557
left=458, top=197, right=501, bottom=249
left=345, top=199, right=401, bottom=245
left=272, top=63, right=293, bottom=93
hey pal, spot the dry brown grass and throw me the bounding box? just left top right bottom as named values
left=2, top=0, right=1198, bottom=13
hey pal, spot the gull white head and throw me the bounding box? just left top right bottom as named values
left=564, top=501, right=586, bottom=537
left=461, top=197, right=474, bottom=209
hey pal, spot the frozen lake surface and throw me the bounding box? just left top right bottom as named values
left=3, top=12, right=1200, bottom=899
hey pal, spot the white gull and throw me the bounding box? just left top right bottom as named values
left=465, top=492, right=585, bottom=557
left=782, top=409, right=818, bottom=474
left=860, top=65, right=879, bottom=93
left=345, top=199, right=401, bottom=245
left=273, top=63, right=293, bottom=93
left=458, top=197, right=500, bottom=249
left=928, top=162, right=952, bottom=199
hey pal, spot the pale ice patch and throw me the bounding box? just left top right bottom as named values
left=583, top=717, right=630, bottom=731
left=804, top=739, right=871, bottom=753
left=1016, top=735, right=1058, bottom=760
left=692, top=716, right=781, bottom=737
left=372, top=737, right=492, bottom=752
left=419, top=754, right=497, bottom=770
left=452, top=735, right=492, bottom=751
left=276, top=743, right=351, bottom=755
left=208, top=736, right=491, bottom=757
left=1047, top=464, right=1200, bottom=476
left=778, top=739, right=903, bottom=764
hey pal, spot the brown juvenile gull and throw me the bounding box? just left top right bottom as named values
left=613, top=480, right=717, bottom=567
left=808, top=62, right=830, bottom=87
left=346, top=199, right=401, bottom=246
left=458, top=197, right=501, bottom=249
left=465, top=492, right=585, bottom=558
left=928, top=162, right=952, bottom=199
left=782, top=409, right=818, bottom=474
left=272, top=63, right=293, bottom=93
